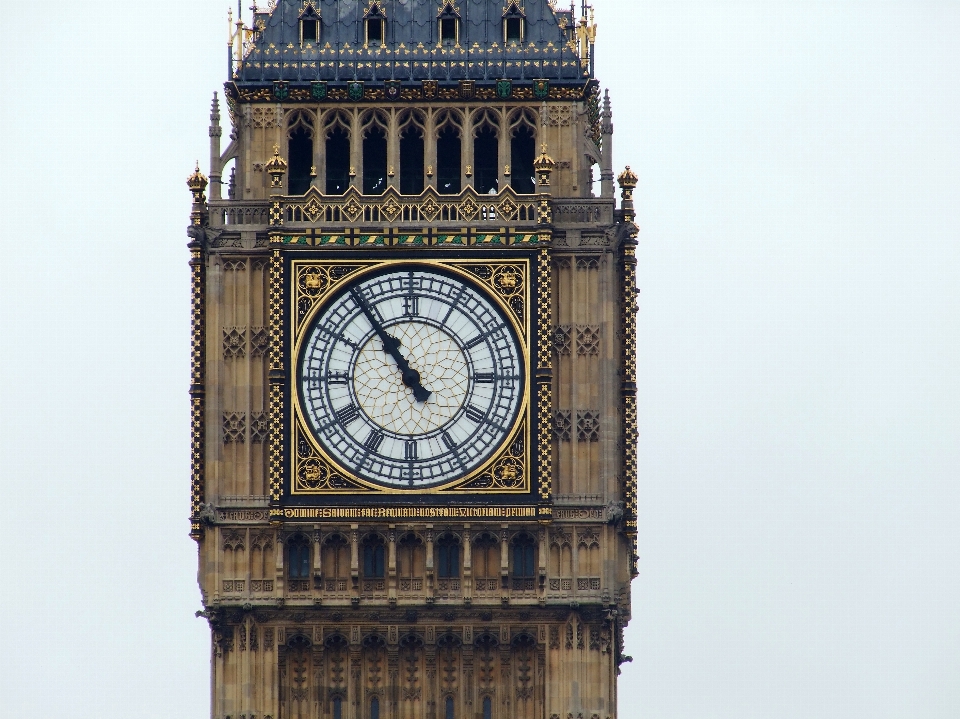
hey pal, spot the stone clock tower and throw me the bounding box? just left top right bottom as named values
left=187, top=2, right=638, bottom=718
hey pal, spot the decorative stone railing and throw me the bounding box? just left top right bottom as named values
left=208, top=189, right=614, bottom=231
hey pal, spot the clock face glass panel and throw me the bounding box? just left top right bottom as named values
left=297, top=266, right=525, bottom=488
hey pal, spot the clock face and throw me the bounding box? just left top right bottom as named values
left=297, top=266, right=525, bottom=489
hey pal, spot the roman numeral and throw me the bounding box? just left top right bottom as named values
left=405, top=440, right=418, bottom=460
left=364, top=430, right=385, bottom=452
left=335, top=404, right=360, bottom=425
left=441, top=432, right=456, bottom=450
left=403, top=296, right=419, bottom=316
left=465, top=404, right=485, bottom=423
left=465, top=335, right=486, bottom=350
left=474, top=372, right=495, bottom=383
left=327, top=371, right=349, bottom=385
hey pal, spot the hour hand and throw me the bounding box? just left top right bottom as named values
left=382, top=335, right=432, bottom=403
left=350, top=289, right=432, bottom=403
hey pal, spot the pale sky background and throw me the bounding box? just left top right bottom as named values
left=1, top=1, right=957, bottom=718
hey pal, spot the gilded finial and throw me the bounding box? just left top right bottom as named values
left=265, top=144, right=288, bottom=188
left=187, top=162, right=209, bottom=203
left=617, top=165, right=638, bottom=191
left=534, top=143, right=556, bottom=172
left=618, top=165, right=638, bottom=222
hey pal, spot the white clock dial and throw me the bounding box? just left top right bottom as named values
left=297, top=266, right=525, bottom=488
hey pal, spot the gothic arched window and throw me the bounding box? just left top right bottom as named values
left=322, top=533, right=350, bottom=590
left=445, top=696, right=455, bottom=719
left=436, top=112, right=462, bottom=194
left=397, top=533, right=424, bottom=589
left=437, top=534, right=460, bottom=578
left=482, top=696, right=492, bottom=719
left=473, top=532, right=500, bottom=590
left=362, top=112, right=388, bottom=195
left=399, top=110, right=425, bottom=195
left=363, top=535, right=385, bottom=578
left=509, top=109, right=537, bottom=194
left=324, top=112, right=351, bottom=194
left=370, top=696, right=380, bottom=719
left=287, top=112, right=314, bottom=195
left=287, top=534, right=310, bottom=579
left=511, top=533, right=536, bottom=581
left=473, top=110, right=499, bottom=194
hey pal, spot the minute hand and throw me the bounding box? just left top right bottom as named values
left=350, top=289, right=431, bottom=403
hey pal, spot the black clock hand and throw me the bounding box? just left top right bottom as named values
left=349, top=288, right=432, bottom=403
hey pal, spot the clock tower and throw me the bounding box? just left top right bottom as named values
left=187, top=2, right=638, bottom=719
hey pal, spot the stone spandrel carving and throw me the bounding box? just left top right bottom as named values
left=575, top=325, right=600, bottom=356
left=250, top=327, right=270, bottom=357
left=250, top=412, right=268, bottom=443
left=552, top=325, right=572, bottom=356
left=222, top=412, right=246, bottom=443
left=223, top=327, right=246, bottom=358
left=552, top=410, right=572, bottom=442
left=575, top=411, right=600, bottom=442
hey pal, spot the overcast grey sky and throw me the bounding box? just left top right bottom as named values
left=1, top=1, right=957, bottom=718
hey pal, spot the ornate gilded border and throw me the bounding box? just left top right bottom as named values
left=268, top=249, right=285, bottom=505
left=286, top=258, right=534, bottom=496
left=535, top=243, right=553, bottom=520
left=620, top=228, right=639, bottom=569
left=188, top=242, right=205, bottom=538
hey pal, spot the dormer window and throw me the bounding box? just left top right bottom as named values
left=367, top=17, right=383, bottom=43
left=437, top=3, right=460, bottom=45
left=440, top=17, right=457, bottom=43
left=503, top=2, right=525, bottom=43
left=298, top=2, right=321, bottom=45
left=364, top=1, right=387, bottom=45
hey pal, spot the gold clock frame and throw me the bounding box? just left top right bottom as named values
left=287, top=258, right=533, bottom=495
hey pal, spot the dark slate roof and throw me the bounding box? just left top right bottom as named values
left=235, top=0, right=589, bottom=85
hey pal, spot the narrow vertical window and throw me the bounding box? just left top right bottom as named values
left=474, top=124, right=499, bottom=194
left=299, top=2, right=321, bottom=45
left=438, top=2, right=459, bottom=44
left=506, top=17, right=522, bottom=42
left=511, top=125, right=536, bottom=194
left=333, top=697, right=343, bottom=719
left=445, top=696, right=455, bottom=719
left=366, top=17, right=384, bottom=44
left=288, top=535, right=310, bottom=579
left=482, top=696, right=492, bottom=719
left=437, top=125, right=461, bottom=194
left=440, top=18, right=457, bottom=42
left=363, top=125, right=387, bottom=194
left=503, top=3, right=525, bottom=44
left=288, top=124, right=313, bottom=195
left=399, top=124, right=425, bottom=194
left=325, top=124, right=351, bottom=194
left=363, top=537, right=385, bottom=578
left=512, top=534, right=535, bottom=578
left=437, top=536, right=460, bottom=578
left=370, top=696, right=380, bottom=719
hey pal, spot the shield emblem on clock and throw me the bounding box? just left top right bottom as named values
left=533, top=79, right=549, bottom=99
left=496, top=79, right=512, bottom=99
left=347, top=81, right=364, bottom=101
left=273, top=81, right=289, bottom=101
left=311, top=81, right=327, bottom=100
left=385, top=80, right=401, bottom=100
